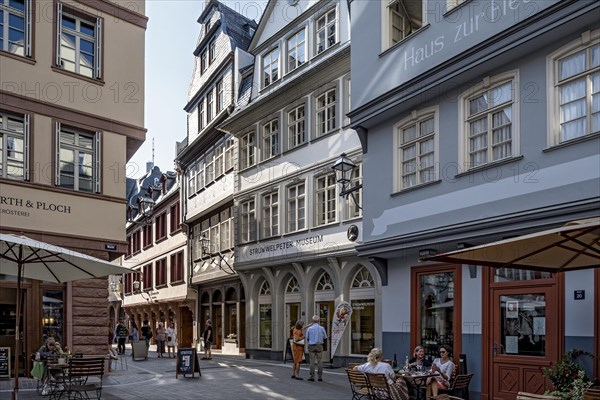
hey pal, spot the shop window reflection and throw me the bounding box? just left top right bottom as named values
left=419, top=272, right=454, bottom=360
left=43, top=289, right=64, bottom=345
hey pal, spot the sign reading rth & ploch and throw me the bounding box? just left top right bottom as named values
left=1, top=196, right=71, bottom=216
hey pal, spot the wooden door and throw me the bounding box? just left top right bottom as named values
left=490, top=286, right=558, bottom=399
left=317, top=301, right=334, bottom=361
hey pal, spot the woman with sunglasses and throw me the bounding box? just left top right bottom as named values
left=426, top=344, right=455, bottom=399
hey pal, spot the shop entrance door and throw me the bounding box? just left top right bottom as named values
left=316, top=301, right=334, bottom=361
left=489, top=286, right=558, bottom=399
left=286, top=303, right=300, bottom=339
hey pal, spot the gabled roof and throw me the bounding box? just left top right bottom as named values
left=197, top=0, right=257, bottom=53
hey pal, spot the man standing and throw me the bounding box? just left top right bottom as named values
left=115, top=320, right=128, bottom=355
left=202, top=319, right=213, bottom=360
left=305, top=314, right=327, bottom=382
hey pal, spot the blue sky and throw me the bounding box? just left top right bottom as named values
left=127, top=1, right=266, bottom=178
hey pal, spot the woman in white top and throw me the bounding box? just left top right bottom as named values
left=166, top=322, right=177, bottom=358
left=426, top=344, right=456, bottom=399
left=354, top=348, right=409, bottom=400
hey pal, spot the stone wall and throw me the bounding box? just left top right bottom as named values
left=71, top=278, right=109, bottom=355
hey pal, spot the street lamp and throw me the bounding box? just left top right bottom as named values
left=199, top=234, right=236, bottom=275
left=127, top=192, right=156, bottom=225
left=331, top=153, right=362, bottom=209
left=132, top=278, right=153, bottom=302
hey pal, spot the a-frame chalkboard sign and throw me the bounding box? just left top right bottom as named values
left=176, top=348, right=201, bottom=379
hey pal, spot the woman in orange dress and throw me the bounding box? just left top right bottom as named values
left=292, top=320, right=306, bottom=380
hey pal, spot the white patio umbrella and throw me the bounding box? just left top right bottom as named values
left=0, top=233, right=132, bottom=400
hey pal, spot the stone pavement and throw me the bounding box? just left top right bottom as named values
left=0, top=346, right=352, bottom=400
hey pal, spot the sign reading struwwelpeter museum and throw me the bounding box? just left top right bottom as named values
left=237, top=226, right=360, bottom=266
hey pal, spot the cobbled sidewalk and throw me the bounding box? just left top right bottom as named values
left=0, top=346, right=352, bottom=399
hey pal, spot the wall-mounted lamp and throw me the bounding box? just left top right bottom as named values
left=132, top=279, right=153, bottom=302
left=199, top=234, right=236, bottom=275
left=127, top=191, right=156, bottom=226
left=418, top=248, right=438, bottom=257
left=331, top=153, right=362, bottom=209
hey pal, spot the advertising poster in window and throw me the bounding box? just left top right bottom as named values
left=506, top=300, right=518, bottom=319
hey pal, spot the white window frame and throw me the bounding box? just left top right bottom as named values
left=216, top=79, right=224, bottom=114
left=206, top=91, right=214, bottom=122
left=458, top=71, right=520, bottom=170
left=315, top=7, right=337, bottom=55
left=287, top=105, right=306, bottom=150
left=240, top=198, right=256, bottom=243
left=287, top=28, right=306, bottom=73
left=187, top=162, right=197, bottom=197
left=240, top=131, right=255, bottom=169
left=224, top=137, right=235, bottom=172
left=314, top=172, right=337, bottom=227
left=198, top=100, right=205, bottom=132
left=219, top=208, right=232, bottom=251
left=383, top=0, right=425, bottom=51
left=262, top=118, right=279, bottom=159
left=262, top=190, right=279, bottom=238
left=56, top=3, right=102, bottom=79
left=315, top=88, right=338, bottom=137
left=393, top=106, right=439, bottom=191
left=0, top=111, right=29, bottom=180
left=286, top=181, right=306, bottom=233
left=262, top=46, right=280, bottom=88
left=215, top=141, right=224, bottom=178
left=0, top=0, right=32, bottom=57
left=547, top=29, right=600, bottom=146
left=55, top=122, right=100, bottom=193
left=345, top=162, right=362, bottom=219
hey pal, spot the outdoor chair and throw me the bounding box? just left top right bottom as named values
left=66, top=357, right=105, bottom=399
left=584, top=387, right=600, bottom=400
left=439, top=373, right=473, bottom=400
left=348, top=362, right=363, bottom=369
left=366, top=373, right=393, bottom=400
left=346, top=368, right=372, bottom=400
left=109, top=347, right=128, bottom=371
left=516, top=392, right=561, bottom=400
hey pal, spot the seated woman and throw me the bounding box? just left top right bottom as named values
left=354, top=348, right=410, bottom=400
left=38, top=337, right=63, bottom=358
left=408, top=345, right=432, bottom=370
left=426, top=344, right=455, bottom=400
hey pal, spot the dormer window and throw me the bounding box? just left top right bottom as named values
left=262, top=47, right=280, bottom=87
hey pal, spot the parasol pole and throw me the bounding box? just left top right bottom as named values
left=12, top=248, right=23, bottom=400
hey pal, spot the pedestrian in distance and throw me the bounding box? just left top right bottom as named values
left=115, top=320, right=128, bottom=355
left=141, top=320, right=153, bottom=358
left=291, top=320, right=306, bottom=380
left=155, top=322, right=166, bottom=358
left=166, top=322, right=177, bottom=358
left=202, top=319, right=213, bottom=360
left=131, top=321, right=139, bottom=343
left=305, top=314, right=327, bottom=382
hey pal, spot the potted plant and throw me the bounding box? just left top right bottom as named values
left=542, top=349, right=594, bottom=400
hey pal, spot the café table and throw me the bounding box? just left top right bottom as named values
left=395, top=370, right=437, bottom=400
left=46, top=360, right=69, bottom=400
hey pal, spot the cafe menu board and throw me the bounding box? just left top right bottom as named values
left=176, top=348, right=201, bottom=379
left=0, top=347, right=10, bottom=379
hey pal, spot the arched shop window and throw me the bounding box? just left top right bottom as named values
left=259, top=280, right=272, bottom=348
left=350, top=267, right=375, bottom=355
left=316, top=272, right=334, bottom=291
left=286, top=276, right=300, bottom=293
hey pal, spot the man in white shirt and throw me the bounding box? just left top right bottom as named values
left=304, top=314, right=327, bottom=382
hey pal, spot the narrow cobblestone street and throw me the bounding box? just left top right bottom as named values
left=0, top=347, right=352, bottom=400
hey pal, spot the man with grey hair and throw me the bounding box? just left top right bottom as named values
left=305, top=314, right=327, bottom=381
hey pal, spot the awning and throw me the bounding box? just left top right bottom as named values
left=421, top=218, right=600, bottom=273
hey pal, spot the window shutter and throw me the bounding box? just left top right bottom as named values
left=55, top=121, right=61, bottom=186
left=23, top=115, right=30, bottom=181
left=95, top=18, right=102, bottom=79
left=94, top=132, right=101, bottom=193
left=56, top=3, right=62, bottom=66
left=25, top=0, right=32, bottom=56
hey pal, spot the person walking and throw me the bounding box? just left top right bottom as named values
left=166, top=322, right=177, bottom=358
left=305, top=314, right=327, bottom=382
left=131, top=321, right=139, bottom=343
left=115, top=320, right=128, bottom=355
left=291, top=320, right=306, bottom=380
left=155, top=323, right=166, bottom=358
left=202, top=319, right=213, bottom=360
left=141, top=320, right=153, bottom=358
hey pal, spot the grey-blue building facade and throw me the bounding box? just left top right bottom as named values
left=348, top=0, right=599, bottom=398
